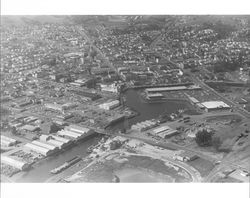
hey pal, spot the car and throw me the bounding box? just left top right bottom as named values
left=215, top=160, right=221, bottom=165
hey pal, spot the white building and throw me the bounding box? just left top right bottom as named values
left=57, top=130, right=82, bottom=140
left=24, top=143, right=53, bottom=156
left=1, top=155, right=30, bottom=170
left=151, top=125, right=178, bottom=138
left=99, top=100, right=120, bottom=110
left=201, top=101, right=231, bottom=112
left=47, top=139, right=66, bottom=149
left=51, top=135, right=72, bottom=144
left=65, top=125, right=91, bottom=134
left=131, top=120, right=158, bottom=132
left=100, top=84, right=119, bottom=93
left=32, top=140, right=58, bottom=151
left=1, top=135, right=17, bottom=147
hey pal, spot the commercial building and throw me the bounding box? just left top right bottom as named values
left=1, top=155, right=30, bottom=170
left=99, top=100, right=120, bottom=110
left=24, top=143, right=53, bottom=156
left=201, top=101, right=231, bottom=112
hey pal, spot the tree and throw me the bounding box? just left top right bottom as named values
left=49, top=123, right=61, bottom=133
left=195, top=129, right=213, bottom=147
left=11, top=126, right=17, bottom=135
left=212, top=136, right=222, bottom=151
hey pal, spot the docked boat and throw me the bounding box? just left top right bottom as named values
left=50, top=156, right=82, bottom=174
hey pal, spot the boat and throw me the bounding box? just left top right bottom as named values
left=50, top=156, right=82, bottom=174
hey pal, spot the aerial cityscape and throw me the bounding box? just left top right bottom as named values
left=1, top=15, right=250, bottom=183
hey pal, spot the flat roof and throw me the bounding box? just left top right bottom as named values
left=228, top=169, right=250, bottom=183
left=146, top=86, right=187, bottom=92
left=201, top=101, right=230, bottom=109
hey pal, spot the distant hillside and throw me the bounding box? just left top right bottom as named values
left=1, top=15, right=250, bottom=27
left=1, top=15, right=72, bottom=26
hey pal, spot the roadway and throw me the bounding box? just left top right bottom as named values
left=187, top=71, right=250, bottom=119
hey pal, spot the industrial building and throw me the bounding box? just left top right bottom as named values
left=40, top=135, right=72, bottom=148
left=20, top=125, right=40, bottom=132
left=47, top=139, right=66, bottom=149
left=32, top=140, right=59, bottom=151
left=100, top=83, right=119, bottom=93
left=228, top=169, right=250, bottom=183
left=174, top=151, right=199, bottom=162
left=50, top=135, right=72, bottom=144
left=44, top=103, right=64, bottom=112
left=69, top=89, right=101, bottom=101
left=188, top=96, right=200, bottom=104
left=146, top=93, right=164, bottom=100
left=145, top=85, right=201, bottom=93
left=99, top=100, right=120, bottom=110
left=1, top=135, right=17, bottom=147
left=1, top=155, right=30, bottom=170
left=131, top=120, right=158, bottom=132
left=150, top=125, right=178, bottom=139
left=57, top=130, right=83, bottom=140
left=24, top=143, right=54, bottom=156
left=201, top=101, right=231, bottom=112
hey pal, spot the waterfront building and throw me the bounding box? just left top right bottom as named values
left=1, top=155, right=30, bottom=170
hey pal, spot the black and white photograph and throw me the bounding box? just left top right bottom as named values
left=1, top=1, right=249, bottom=198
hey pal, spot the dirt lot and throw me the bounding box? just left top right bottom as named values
left=187, top=158, right=215, bottom=177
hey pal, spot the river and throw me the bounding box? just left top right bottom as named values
left=15, top=89, right=192, bottom=182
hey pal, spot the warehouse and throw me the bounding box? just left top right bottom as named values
left=65, top=125, right=91, bottom=134
left=201, top=101, right=231, bottom=112
left=32, top=140, right=59, bottom=151
left=151, top=125, right=178, bottom=138
left=51, top=135, right=72, bottom=144
left=20, top=125, right=40, bottom=132
left=40, top=135, right=72, bottom=148
left=228, top=169, right=250, bottom=183
left=1, top=135, right=17, bottom=146
left=146, top=85, right=201, bottom=93
left=1, top=155, right=30, bottom=170
left=47, top=139, right=66, bottom=149
left=146, top=93, right=164, bottom=100
left=131, top=120, right=158, bottom=132
left=57, top=130, right=82, bottom=140
left=24, top=143, right=53, bottom=156
left=99, top=100, right=120, bottom=110
left=174, top=151, right=199, bottom=162
left=188, top=96, right=199, bottom=104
